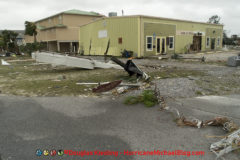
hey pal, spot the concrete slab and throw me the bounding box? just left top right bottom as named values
left=0, top=95, right=239, bottom=160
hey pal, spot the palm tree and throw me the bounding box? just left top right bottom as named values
left=24, top=21, right=37, bottom=42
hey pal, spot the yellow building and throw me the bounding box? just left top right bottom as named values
left=79, top=15, right=223, bottom=57
left=25, top=9, right=104, bottom=53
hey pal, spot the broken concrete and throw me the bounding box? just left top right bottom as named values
left=32, top=52, right=122, bottom=70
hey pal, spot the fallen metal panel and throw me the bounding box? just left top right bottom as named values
left=93, top=60, right=123, bottom=69
left=32, top=52, right=122, bottom=70
left=32, top=52, right=94, bottom=69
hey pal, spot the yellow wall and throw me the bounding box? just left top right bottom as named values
left=140, top=17, right=223, bottom=55
left=79, top=16, right=223, bottom=57
left=79, top=17, right=139, bottom=56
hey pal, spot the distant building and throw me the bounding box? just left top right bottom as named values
left=0, top=30, right=25, bottom=48
left=16, top=33, right=25, bottom=46
left=25, top=9, right=104, bottom=53
left=79, top=15, right=223, bottom=57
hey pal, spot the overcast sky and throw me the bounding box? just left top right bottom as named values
left=0, top=0, right=239, bottom=35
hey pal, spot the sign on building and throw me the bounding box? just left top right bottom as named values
left=98, top=30, right=108, bottom=38
left=177, top=31, right=205, bottom=36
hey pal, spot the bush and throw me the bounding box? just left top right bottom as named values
left=124, top=90, right=158, bottom=107
left=19, top=42, right=45, bottom=55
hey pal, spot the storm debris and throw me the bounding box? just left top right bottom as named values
left=210, top=129, right=240, bottom=160
left=111, top=57, right=150, bottom=81
left=32, top=52, right=123, bottom=70
left=1, top=59, right=10, bottom=65
left=92, top=80, right=122, bottom=93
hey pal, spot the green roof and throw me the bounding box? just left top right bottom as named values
left=40, top=24, right=67, bottom=31
left=35, top=9, right=102, bottom=23
left=63, top=9, right=101, bottom=16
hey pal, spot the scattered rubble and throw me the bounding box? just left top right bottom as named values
left=210, top=129, right=240, bottom=160
left=153, top=84, right=239, bottom=159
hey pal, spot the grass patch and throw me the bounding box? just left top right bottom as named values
left=0, top=57, right=129, bottom=96
left=195, top=90, right=203, bottom=96
left=124, top=90, right=158, bottom=107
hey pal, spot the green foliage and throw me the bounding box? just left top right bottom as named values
left=222, top=30, right=236, bottom=45
left=124, top=90, right=158, bottom=107
left=19, top=42, right=45, bottom=55
left=0, top=36, right=4, bottom=48
left=24, top=21, right=37, bottom=42
left=0, top=30, right=18, bottom=52
left=208, top=15, right=221, bottom=24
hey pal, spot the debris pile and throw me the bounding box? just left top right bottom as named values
left=210, top=129, right=240, bottom=160
left=111, top=57, right=150, bottom=81
left=154, top=85, right=239, bottom=159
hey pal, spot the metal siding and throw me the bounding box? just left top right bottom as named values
left=144, top=22, right=176, bottom=56
left=79, top=17, right=138, bottom=56
left=141, top=17, right=223, bottom=55
left=205, top=28, right=223, bottom=51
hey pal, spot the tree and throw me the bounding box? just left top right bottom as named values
left=24, top=21, right=37, bottom=42
left=222, top=30, right=235, bottom=45
left=1, top=30, right=18, bottom=52
left=207, top=15, right=221, bottom=24
left=0, top=35, right=4, bottom=52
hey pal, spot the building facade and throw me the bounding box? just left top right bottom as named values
left=25, top=9, right=103, bottom=53
left=79, top=15, right=223, bottom=57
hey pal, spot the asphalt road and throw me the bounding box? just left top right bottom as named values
left=0, top=95, right=239, bottom=160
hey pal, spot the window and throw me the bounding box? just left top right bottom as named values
left=146, top=36, right=153, bottom=51
left=206, top=37, right=210, bottom=48
left=169, top=36, right=174, bottom=49
left=58, top=15, right=62, bottom=24
left=217, top=37, right=220, bottom=47
left=48, top=18, right=52, bottom=24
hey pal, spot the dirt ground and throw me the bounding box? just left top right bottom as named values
left=0, top=51, right=239, bottom=98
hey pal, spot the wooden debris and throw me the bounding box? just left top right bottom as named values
left=92, top=80, right=122, bottom=93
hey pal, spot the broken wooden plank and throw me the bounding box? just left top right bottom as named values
left=92, top=80, right=122, bottom=93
